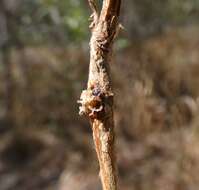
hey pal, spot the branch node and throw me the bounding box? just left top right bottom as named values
left=78, top=86, right=113, bottom=120
left=78, top=88, right=104, bottom=119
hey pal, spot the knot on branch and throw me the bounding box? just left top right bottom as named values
left=78, top=85, right=113, bottom=120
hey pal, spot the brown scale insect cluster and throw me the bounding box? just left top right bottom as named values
left=78, top=85, right=106, bottom=119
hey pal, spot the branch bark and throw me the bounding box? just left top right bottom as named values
left=78, top=0, right=121, bottom=190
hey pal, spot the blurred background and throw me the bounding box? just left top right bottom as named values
left=0, top=0, right=199, bottom=189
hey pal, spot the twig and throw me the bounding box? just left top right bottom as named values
left=78, top=0, right=121, bottom=190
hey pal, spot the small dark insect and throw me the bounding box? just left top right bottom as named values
left=92, top=87, right=101, bottom=96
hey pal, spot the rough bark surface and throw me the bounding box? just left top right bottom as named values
left=78, top=0, right=121, bottom=190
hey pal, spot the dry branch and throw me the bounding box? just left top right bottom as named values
left=78, top=0, right=121, bottom=190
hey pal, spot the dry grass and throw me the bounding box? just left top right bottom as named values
left=0, top=26, right=199, bottom=189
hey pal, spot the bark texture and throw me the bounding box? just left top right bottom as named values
left=78, top=0, right=121, bottom=190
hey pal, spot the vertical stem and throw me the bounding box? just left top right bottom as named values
left=0, top=0, right=22, bottom=128
left=79, top=0, right=121, bottom=190
left=92, top=117, right=117, bottom=190
left=2, top=46, right=15, bottom=127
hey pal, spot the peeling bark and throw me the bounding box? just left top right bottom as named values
left=78, top=0, right=121, bottom=190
